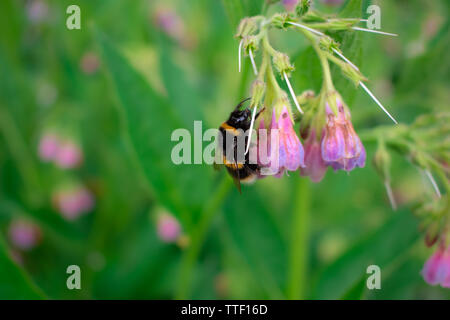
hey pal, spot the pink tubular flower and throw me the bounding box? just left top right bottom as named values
left=301, top=131, right=327, bottom=182
left=38, top=133, right=60, bottom=162
left=422, top=244, right=450, bottom=288
left=55, top=140, right=83, bottom=169
left=321, top=101, right=366, bottom=172
left=157, top=213, right=181, bottom=243
left=53, top=186, right=94, bottom=221
left=267, top=107, right=305, bottom=177
left=8, top=220, right=42, bottom=251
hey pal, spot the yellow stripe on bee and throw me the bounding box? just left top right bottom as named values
left=220, top=122, right=241, bottom=136
left=223, top=155, right=244, bottom=169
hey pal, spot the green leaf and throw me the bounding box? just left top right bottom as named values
left=158, top=35, right=204, bottom=128
left=97, top=30, right=213, bottom=227
left=339, top=274, right=367, bottom=300
left=312, top=209, right=420, bottom=299
left=0, top=237, right=46, bottom=299
left=222, top=0, right=245, bottom=30
left=332, top=0, right=364, bottom=105
left=339, top=0, right=363, bottom=18
left=223, top=187, right=288, bottom=299
left=293, top=47, right=323, bottom=94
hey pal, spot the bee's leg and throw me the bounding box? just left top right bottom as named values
left=255, top=107, right=266, bottom=119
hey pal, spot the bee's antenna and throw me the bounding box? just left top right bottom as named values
left=235, top=97, right=251, bottom=111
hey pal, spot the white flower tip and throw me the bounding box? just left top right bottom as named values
left=248, top=48, right=258, bottom=76
left=283, top=72, right=303, bottom=114
left=352, top=26, right=398, bottom=37
left=359, top=81, right=398, bottom=124
left=384, top=181, right=397, bottom=211
left=424, top=170, right=442, bottom=198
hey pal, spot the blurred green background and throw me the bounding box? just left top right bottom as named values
left=0, top=0, right=449, bottom=299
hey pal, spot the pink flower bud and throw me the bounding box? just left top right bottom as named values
left=422, top=244, right=450, bottom=288
left=157, top=214, right=181, bottom=243
left=8, top=220, right=42, bottom=251
left=38, top=133, right=60, bottom=162
left=55, top=140, right=83, bottom=169
left=301, top=131, right=327, bottom=182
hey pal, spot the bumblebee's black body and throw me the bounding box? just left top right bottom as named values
left=217, top=99, right=263, bottom=192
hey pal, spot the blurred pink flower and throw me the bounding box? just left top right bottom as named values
left=55, top=140, right=83, bottom=169
left=157, top=213, right=181, bottom=243
left=282, top=0, right=299, bottom=11
left=80, top=52, right=100, bottom=75
left=8, top=220, right=42, bottom=251
left=38, top=133, right=60, bottom=162
left=27, top=0, right=49, bottom=23
left=53, top=186, right=94, bottom=221
left=422, top=244, right=450, bottom=288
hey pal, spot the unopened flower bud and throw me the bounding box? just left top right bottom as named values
left=272, top=52, right=294, bottom=76
left=372, top=141, right=391, bottom=181
left=324, top=19, right=359, bottom=31
left=250, top=80, right=266, bottom=107
left=236, top=17, right=259, bottom=38
left=343, top=65, right=366, bottom=86
left=425, top=222, right=441, bottom=247
left=297, top=90, right=316, bottom=105
left=243, top=35, right=259, bottom=54
left=271, top=13, right=295, bottom=30
left=301, top=10, right=327, bottom=23
left=319, top=36, right=339, bottom=53
left=296, top=0, right=311, bottom=17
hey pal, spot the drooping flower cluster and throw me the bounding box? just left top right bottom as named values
left=321, top=100, right=366, bottom=172
left=38, top=132, right=83, bottom=169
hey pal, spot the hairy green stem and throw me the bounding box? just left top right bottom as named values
left=287, top=178, right=310, bottom=300
left=176, top=176, right=232, bottom=299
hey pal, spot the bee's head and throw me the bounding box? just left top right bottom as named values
left=227, top=108, right=251, bottom=128
left=226, top=98, right=252, bottom=128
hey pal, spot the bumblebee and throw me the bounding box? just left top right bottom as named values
left=216, top=98, right=264, bottom=193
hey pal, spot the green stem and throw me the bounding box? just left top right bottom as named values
left=0, top=106, right=43, bottom=207
left=287, top=178, right=310, bottom=300
left=175, top=175, right=232, bottom=299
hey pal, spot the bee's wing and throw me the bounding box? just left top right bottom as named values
left=233, top=164, right=242, bottom=194
left=233, top=145, right=242, bottom=194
